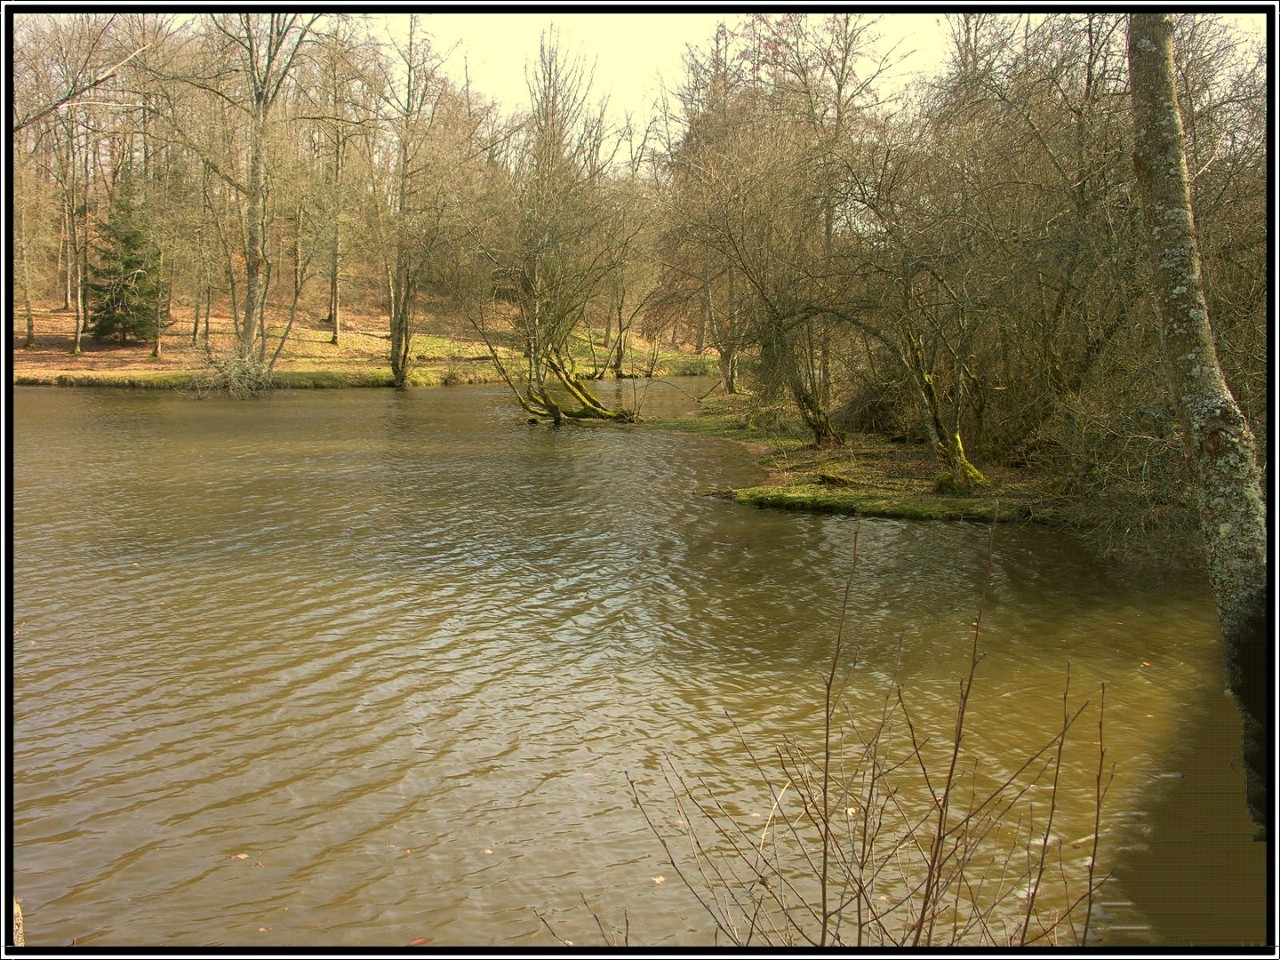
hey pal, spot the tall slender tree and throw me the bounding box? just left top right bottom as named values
left=1128, top=12, right=1269, bottom=838
left=203, top=13, right=322, bottom=362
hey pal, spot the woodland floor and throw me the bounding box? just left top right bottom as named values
left=10, top=305, right=506, bottom=388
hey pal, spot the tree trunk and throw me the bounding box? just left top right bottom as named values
left=608, top=322, right=626, bottom=379
left=59, top=206, right=72, bottom=312
left=1129, top=12, right=1269, bottom=838
left=718, top=345, right=739, bottom=394
left=547, top=354, right=632, bottom=421
left=328, top=257, right=341, bottom=345
left=904, top=329, right=986, bottom=491
left=241, top=107, right=267, bottom=361
left=68, top=166, right=85, bottom=354
left=72, top=247, right=86, bottom=355
left=328, top=138, right=343, bottom=345
left=18, top=214, right=36, bottom=348
left=796, top=384, right=841, bottom=448
left=151, top=251, right=165, bottom=358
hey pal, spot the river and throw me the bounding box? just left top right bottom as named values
left=9, top=382, right=1266, bottom=947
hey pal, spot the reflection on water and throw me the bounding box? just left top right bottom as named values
left=9, top=384, right=1263, bottom=946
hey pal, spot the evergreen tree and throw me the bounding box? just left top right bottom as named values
left=88, top=172, right=165, bottom=343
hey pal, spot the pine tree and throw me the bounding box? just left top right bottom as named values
left=88, top=172, right=165, bottom=343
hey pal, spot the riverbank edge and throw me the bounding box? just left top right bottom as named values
left=12, top=367, right=1063, bottom=527
left=643, top=393, right=1065, bottom=526
left=10, top=355, right=719, bottom=391
left=12, top=365, right=482, bottom=390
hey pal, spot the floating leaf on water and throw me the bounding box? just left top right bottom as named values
left=410, top=937, right=433, bottom=946
left=653, top=875, right=666, bottom=885
left=232, top=853, right=249, bottom=860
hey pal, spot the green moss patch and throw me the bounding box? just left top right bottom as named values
left=649, top=392, right=1062, bottom=525
left=729, top=483, right=1041, bottom=523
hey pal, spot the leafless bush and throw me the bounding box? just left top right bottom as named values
left=616, top=524, right=1113, bottom=947
left=187, top=343, right=277, bottom=399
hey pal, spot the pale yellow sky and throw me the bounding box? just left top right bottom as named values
left=399, top=10, right=1269, bottom=129
left=420, top=11, right=953, bottom=123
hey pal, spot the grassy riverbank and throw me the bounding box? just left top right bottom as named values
left=11, top=306, right=713, bottom=390
left=13, top=307, right=476, bottom=388
left=648, top=393, right=1064, bottom=525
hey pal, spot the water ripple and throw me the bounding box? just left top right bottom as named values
left=10, top=385, right=1227, bottom=947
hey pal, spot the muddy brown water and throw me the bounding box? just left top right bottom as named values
left=9, top=383, right=1267, bottom=947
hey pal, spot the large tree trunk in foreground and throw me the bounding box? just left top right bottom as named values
left=1129, top=13, right=1269, bottom=839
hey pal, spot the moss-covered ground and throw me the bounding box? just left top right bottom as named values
left=646, top=393, right=1064, bottom=525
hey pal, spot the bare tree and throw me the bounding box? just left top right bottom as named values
left=175, top=13, right=321, bottom=367
left=366, top=15, right=493, bottom=388
left=300, top=21, right=377, bottom=345
left=11, top=12, right=149, bottom=134
left=655, top=22, right=755, bottom=393
left=20, top=14, right=125, bottom=355
left=481, top=31, right=634, bottom=422
left=1128, top=12, right=1268, bottom=838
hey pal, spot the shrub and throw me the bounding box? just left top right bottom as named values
left=633, top=527, right=1111, bottom=947
left=187, top=344, right=278, bottom=399
left=547, top=524, right=1113, bottom=947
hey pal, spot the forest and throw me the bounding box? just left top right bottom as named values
left=9, top=12, right=1273, bottom=945
left=10, top=11, right=1267, bottom=557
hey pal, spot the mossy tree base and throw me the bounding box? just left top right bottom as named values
left=657, top=394, right=1054, bottom=526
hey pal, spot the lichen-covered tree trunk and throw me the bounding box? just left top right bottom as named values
left=794, top=383, right=841, bottom=448
left=904, top=329, right=986, bottom=491
left=760, top=322, right=841, bottom=448
left=1129, top=13, right=1269, bottom=838
left=389, top=293, right=414, bottom=389
left=546, top=355, right=632, bottom=421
